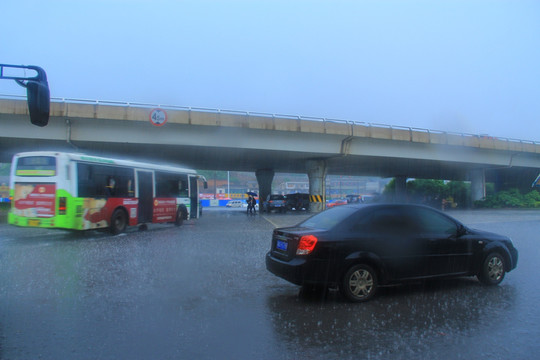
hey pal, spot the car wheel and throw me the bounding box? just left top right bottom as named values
left=340, top=264, right=378, bottom=302
left=110, top=209, right=127, bottom=235
left=175, top=208, right=186, bottom=226
left=477, top=253, right=506, bottom=285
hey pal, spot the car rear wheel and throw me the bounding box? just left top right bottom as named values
left=110, top=209, right=127, bottom=235
left=477, top=253, right=506, bottom=285
left=340, top=264, right=378, bottom=302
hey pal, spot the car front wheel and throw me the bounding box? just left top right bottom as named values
left=477, top=253, right=506, bottom=285
left=340, top=264, right=378, bottom=302
left=175, top=208, right=186, bottom=226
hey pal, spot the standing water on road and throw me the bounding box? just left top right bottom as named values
left=1, top=208, right=539, bottom=359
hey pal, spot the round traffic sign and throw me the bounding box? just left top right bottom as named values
left=149, top=108, right=168, bottom=126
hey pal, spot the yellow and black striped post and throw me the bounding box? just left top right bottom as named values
left=309, top=195, right=324, bottom=203
left=309, top=194, right=325, bottom=212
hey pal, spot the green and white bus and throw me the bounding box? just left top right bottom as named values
left=8, top=151, right=207, bottom=234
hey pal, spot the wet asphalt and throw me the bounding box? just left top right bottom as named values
left=1, top=208, right=539, bottom=360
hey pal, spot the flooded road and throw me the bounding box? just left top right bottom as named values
left=1, top=208, right=539, bottom=359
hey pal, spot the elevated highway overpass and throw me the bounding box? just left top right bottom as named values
left=1, top=96, right=540, bottom=211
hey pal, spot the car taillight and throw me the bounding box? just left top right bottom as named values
left=296, top=235, right=318, bottom=255
left=58, top=197, right=67, bottom=215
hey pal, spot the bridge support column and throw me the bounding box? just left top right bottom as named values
left=470, top=169, right=486, bottom=204
left=256, top=169, right=274, bottom=212
left=306, top=159, right=327, bottom=213
left=395, top=176, right=407, bottom=202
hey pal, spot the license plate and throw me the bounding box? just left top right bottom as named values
left=28, top=219, right=40, bottom=227
left=276, top=240, right=288, bottom=251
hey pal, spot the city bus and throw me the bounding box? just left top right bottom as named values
left=8, top=151, right=207, bottom=234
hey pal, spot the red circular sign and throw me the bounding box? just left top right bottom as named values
left=149, top=108, right=168, bottom=126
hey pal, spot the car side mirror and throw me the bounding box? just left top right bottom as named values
left=456, top=224, right=467, bottom=237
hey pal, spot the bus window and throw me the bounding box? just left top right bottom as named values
left=77, top=163, right=134, bottom=198
left=156, top=172, right=188, bottom=198
left=179, top=180, right=188, bottom=197
left=127, top=179, right=134, bottom=197
left=105, top=177, right=116, bottom=197
left=16, top=156, right=56, bottom=177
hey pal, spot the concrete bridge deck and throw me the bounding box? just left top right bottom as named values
left=1, top=96, right=540, bottom=207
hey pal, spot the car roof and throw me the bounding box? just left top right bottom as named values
left=345, top=202, right=442, bottom=212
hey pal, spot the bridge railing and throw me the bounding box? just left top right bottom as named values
left=1, top=94, right=539, bottom=152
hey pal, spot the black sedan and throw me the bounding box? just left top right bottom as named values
left=266, top=203, right=518, bottom=302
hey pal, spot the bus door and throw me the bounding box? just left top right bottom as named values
left=189, top=175, right=199, bottom=219
left=136, top=170, right=154, bottom=223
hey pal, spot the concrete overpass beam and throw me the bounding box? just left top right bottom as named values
left=470, top=169, right=486, bottom=203
left=395, top=176, right=407, bottom=202
left=256, top=169, right=274, bottom=212
left=306, top=159, right=327, bottom=213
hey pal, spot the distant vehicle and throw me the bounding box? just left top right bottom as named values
left=346, top=194, right=379, bottom=204
left=361, top=194, right=379, bottom=203
left=226, top=200, right=244, bottom=208
left=326, top=199, right=348, bottom=208
left=266, top=203, right=518, bottom=302
left=285, top=193, right=309, bottom=211
left=8, top=151, right=207, bottom=234
left=263, top=194, right=286, bottom=213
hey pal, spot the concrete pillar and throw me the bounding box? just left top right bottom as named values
left=395, top=176, right=407, bottom=202
left=470, top=169, right=486, bottom=204
left=306, top=159, right=327, bottom=212
left=256, top=169, right=274, bottom=212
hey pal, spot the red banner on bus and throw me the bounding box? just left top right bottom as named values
left=13, top=183, right=56, bottom=218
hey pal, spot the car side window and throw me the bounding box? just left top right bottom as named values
left=412, top=208, right=457, bottom=235
left=351, top=208, right=417, bottom=235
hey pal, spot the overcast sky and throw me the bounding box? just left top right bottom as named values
left=1, top=0, right=539, bottom=141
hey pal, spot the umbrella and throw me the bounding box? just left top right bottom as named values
left=246, top=191, right=258, bottom=197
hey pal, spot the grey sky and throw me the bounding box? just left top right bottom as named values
left=1, top=0, right=539, bottom=141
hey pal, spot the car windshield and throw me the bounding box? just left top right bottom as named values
left=299, top=205, right=358, bottom=230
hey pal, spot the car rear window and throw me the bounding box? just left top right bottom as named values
left=300, top=206, right=357, bottom=230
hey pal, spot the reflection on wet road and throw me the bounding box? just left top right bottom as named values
left=1, top=208, right=539, bottom=359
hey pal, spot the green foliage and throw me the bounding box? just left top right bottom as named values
left=446, top=181, right=471, bottom=208
left=475, top=188, right=540, bottom=208
left=387, top=178, right=540, bottom=209
left=383, top=178, right=395, bottom=194
left=407, top=179, right=446, bottom=198
left=384, top=178, right=471, bottom=208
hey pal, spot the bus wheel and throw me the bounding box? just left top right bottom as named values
left=110, top=209, right=127, bottom=235
left=175, top=208, right=186, bottom=226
